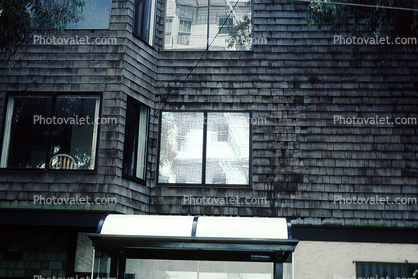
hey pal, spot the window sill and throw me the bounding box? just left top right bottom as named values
left=122, top=174, right=147, bottom=185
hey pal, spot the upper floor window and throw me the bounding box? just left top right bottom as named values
left=158, top=111, right=251, bottom=186
left=133, top=0, right=156, bottom=45
left=164, top=0, right=252, bottom=50
left=68, top=0, right=112, bottom=29
left=0, top=93, right=101, bottom=170
left=123, top=97, right=149, bottom=181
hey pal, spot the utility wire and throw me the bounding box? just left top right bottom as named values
left=153, top=0, right=417, bottom=118
left=294, top=0, right=418, bottom=12
left=154, top=0, right=243, bottom=117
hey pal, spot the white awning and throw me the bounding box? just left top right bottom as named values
left=89, top=214, right=298, bottom=263
left=98, top=214, right=289, bottom=240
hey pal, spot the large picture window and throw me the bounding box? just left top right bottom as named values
left=164, top=0, right=252, bottom=50
left=158, top=111, right=251, bottom=185
left=123, top=98, right=149, bottom=181
left=133, top=0, right=156, bottom=45
left=0, top=94, right=100, bottom=170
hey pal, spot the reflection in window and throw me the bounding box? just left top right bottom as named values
left=158, top=112, right=250, bottom=185
left=0, top=94, right=100, bottom=170
left=125, top=259, right=273, bottom=279
left=133, top=0, right=156, bottom=45
left=164, top=0, right=252, bottom=50
left=179, top=20, right=192, bottom=33
left=68, top=0, right=112, bottom=29
left=123, top=98, right=149, bottom=181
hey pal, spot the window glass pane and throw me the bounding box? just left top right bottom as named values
left=124, top=100, right=139, bottom=177
left=123, top=99, right=148, bottom=180
left=159, top=112, right=204, bottom=183
left=50, top=95, right=99, bottom=170
left=134, top=0, right=145, bottom=37
left=205, top=112, right=249, bottom=184
left=1, top=96, right=52, bottom=168
left=125, top=259, right=273, bottom=279
left=134, top=0, right=156, bottom=45
left=92, top=249, right=112, bottom=279
left=164, top=0, right=207, bottom=49
left=208, top=0, right=252, bottom=50
left=165, top=0, right=251, bottom=50
left=68, top=0, right=111, bottom=29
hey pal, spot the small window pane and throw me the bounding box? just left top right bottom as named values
left=208, top=0, right=252, bottom=50
left=165, top=0, right=252, bottom=50
left=164, top=0, right=207, bottom=49
left=205, top=113, right=249, bottom=184
left=0, top=96, right=52, bottom=168
left=159, top=112, right=204, bottom=183
left=50, top=95, right=99, bottom=170
left=123, top=99, right=149, bottom=180
left=68, top=0, right=111, bottom=29
left=134, top=0, right=156, bottom=45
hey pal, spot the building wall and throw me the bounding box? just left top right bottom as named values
left=0, top=226, right=78, bottom=278
left=0, top=0, right=159, bottom=214
left=294, top=241, right=418, bottom=279
left=152, top=1, right=418, bottom=227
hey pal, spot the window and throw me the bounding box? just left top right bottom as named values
left=164, top=0, right=252, bottom=50
left=356, top=262, right=418, bottom=279
left=1, top=94, right=100, bottom=170
left=123, top=98, right=149, bottom=181
left=68, top=0, right=112, bottom=29
left=133, top=0, right=156, bottom=45
left=158, top=112, right=251, bottom=185
left=218, top=17, right=233, bottom=34
left=179, top=20, right=192, bottom=33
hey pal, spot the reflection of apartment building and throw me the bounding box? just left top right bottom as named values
left=164, top=0, right=251, bottom=49
left=158, top=112, right=249, bottom=184
left=1, top=0, right=418, bottom=278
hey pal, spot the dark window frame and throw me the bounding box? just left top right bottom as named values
left=0, top=92, right=102, bottom=172
left=122, top=97, right=150, bottom=184
left=156, top=110, right=252, bottom=188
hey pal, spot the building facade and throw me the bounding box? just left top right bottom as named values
left=0, top=0, right=417, bottom=278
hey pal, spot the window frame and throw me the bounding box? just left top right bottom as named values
left=156, top=110, right=252, bottom=187
left=133, top=0, right=157, bottom=46
left=122, top=97, right=150, bottom=184
left=0, top=92, right=102, bottom=172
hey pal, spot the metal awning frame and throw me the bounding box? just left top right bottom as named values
left=89, top=215, right=299, bottom=279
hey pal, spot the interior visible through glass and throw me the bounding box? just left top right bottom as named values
left=125, top=259, right=273, bottom=279
left=51, top=95, right=100, bottom=170
left=0, top=96, right=52, bottom=168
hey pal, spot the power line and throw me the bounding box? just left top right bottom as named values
left=294, top=0, right=418, bottom=12
left=154, top=0, right=243, bottom=117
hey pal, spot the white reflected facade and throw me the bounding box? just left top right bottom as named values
left=164, top=0, right=252, bottom=50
